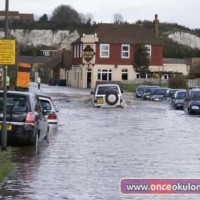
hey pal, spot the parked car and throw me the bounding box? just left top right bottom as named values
left=150, top=88, right=169, bottom=101
left=0, top=91, right=49, bottom=146
left=184, top=89, right=200, bottom=115
left=135, top=85, right=146, bottom=98
left=91, top=84, right=124, bottom=108
left=36, top=94, right=59, bottom=129
left=171, top=90, right=186, bottom=109
left=166, top=89, right=179, bottom=100
left=142, top=86, right=160, bottom=100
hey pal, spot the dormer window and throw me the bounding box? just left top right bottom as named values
left=121, top=44, right=130, bottom=59
left=100, top=44, right=109, bottom=58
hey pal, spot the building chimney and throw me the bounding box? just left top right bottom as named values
left=153, top=14, right=159, bottom=37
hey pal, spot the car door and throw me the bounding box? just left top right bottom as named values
left=34, top=96, right=48, bottom=140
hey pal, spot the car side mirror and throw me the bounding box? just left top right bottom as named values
left=90, top=91, right=94, bottom=95
left=121, top=90, right=123, bottom=94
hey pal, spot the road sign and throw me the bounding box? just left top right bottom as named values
left=0, top=40, right=15, bottom=65
left=16, top=72, right=30, bottom=88
left=16, top=63, right=31, bottom=88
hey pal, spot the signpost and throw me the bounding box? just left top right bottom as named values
left=0, top=40, right=15, bottom=151
left=1, top=0, right=16, bottom=151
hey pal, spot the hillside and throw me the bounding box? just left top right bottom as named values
left=138, top=20, right=200, bottom=58
left=0, top=21, right=200, bottom=58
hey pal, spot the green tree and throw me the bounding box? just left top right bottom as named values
left=133, top=44, right=150, bottom=77
left=39, top=14, right=48, bottom=22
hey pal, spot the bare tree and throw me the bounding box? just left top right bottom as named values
left=79, top=13, right=94, bottom=25
left=50, top=5, right=82, bottom=27
left=113, top=13, right=124, bottom=24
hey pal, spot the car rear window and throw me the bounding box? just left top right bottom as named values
left=40, top=100, right=52, bottom=110
left=0, top=94, right=27, bottom=113
left=97, top=86, right=119, bottom=95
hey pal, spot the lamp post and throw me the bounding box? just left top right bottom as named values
left=1, top=0, right=9, bottom=151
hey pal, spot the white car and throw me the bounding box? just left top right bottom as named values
left=91, top=84, right=124, bottom=108
left=36, top=94, right=59, bottom=129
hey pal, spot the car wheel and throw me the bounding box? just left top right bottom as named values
left=105, top=92, right=119, bottom=105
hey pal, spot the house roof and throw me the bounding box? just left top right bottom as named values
left=44, top=49, right=72, bottom=69
left=17, top=56, right=51, bottom=64
left=163, top=58, right=190, bottom=65
left=73, top=23, right=162, bottom=45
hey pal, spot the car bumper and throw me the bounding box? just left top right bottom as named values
left=175, top=103, right=184, bottom=109
left=189, top=108, right=200, bottom=114
left=0, top=123, right=36, bottom=145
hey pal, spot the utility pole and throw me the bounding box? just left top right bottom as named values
left=1, top=0, right=9, bottom=151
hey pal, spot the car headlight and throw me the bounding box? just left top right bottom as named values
left=191, top=106, right=199, bottom=110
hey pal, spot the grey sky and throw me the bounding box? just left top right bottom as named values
left=1, top=0, right=199, bottom=29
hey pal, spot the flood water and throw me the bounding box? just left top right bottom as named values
left=1, top=83, right=200, bottom=200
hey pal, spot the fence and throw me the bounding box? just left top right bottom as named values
left=122, top=78, right=200, bottom=88
left=121, top=78, right=168, bottom=85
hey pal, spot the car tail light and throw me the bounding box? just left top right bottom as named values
left=48, top=114, right=57, bottom=120
left=25, top=112, right=35, bottom=125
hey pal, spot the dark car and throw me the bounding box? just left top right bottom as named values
left=171, top=90, right=186, bottom=109
left=184, top=89, right=200, bottom=115
left=0, top=91, right=49, bottom=146
left=166, top=89, right=179, bottom=100
left=135, top=85, right=146, bottom=98
left=142, top=86, right=160, bottom=100
left=150, top=88, right=169, bottom=101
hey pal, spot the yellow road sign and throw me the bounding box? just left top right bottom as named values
left=0, top=40, right=16, bottom=65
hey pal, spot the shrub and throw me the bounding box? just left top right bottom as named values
left=168, top=75, right=188, bottom=89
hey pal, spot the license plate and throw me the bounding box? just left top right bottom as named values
left=0, top=124, right=12, bottom=131
left=97, top=98, right=104, bottom=104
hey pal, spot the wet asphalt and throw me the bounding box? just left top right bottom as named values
left=0, top=83, right=200, bottom=200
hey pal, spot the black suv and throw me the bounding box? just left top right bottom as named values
left=0, top=91, right=49, bottom=145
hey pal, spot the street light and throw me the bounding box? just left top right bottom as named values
left=1, top=0, right=9, bottom=151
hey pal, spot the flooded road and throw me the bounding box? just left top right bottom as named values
left=1, top=83, right=200, bottom=200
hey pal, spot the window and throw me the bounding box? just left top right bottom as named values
left=74, top=45, right=77, bottom=58
left=76, top=45, right=80, bottom=58
left=121, top=69, right=128, bottom=80
left=97, top=69, right=112, bottom=81
left=80, top=44, right=83, bottom=58
left=145, top=45, right=152, bottom=58
left=121, top=44, right=130, bottom=58
left=136, top=73, right=141, bottom=79
left=100, top=44, right=109, bottom=58
left=43, top=50, right=50, bottom=56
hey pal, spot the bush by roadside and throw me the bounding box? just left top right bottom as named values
left=168, top=75, right=188, bottom=89
left=0, top=147, right=16, bottom=185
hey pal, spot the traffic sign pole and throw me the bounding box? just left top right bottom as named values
left=1, top=65, right=7, bottom=150
left=1, top=0, right=9, bottom=151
